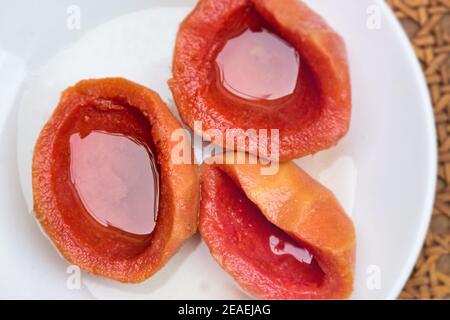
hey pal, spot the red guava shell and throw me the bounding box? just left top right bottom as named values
left=32, top=78, right=199, bottom=283
left=169, top=0, right=351, bottom=161
left=199, top=154, right=355, bottom=299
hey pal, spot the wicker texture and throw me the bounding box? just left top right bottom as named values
left=386, top=0, right=450, bottom=299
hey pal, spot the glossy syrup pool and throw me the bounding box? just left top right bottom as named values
left=215, top=168, right=325, bottom=286
left=269, top=235, right=314, bottom=264
left=215, top=10, right=300, bottom=101
left=70, top=130, right=159, bottom=236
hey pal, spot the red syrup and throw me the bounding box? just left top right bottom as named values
left=215, top=10, right=300, bottom=102
left=269, top=235, right=314, bottom=264
left=70, top=130, right=159, bottom=236
left=213, top=169, right=325, bottom=287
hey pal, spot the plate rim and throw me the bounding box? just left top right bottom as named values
left=377, top=0, right=437, bottom=300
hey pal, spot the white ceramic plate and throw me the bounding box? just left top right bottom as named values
left=0, top=0, right=437, bottom=299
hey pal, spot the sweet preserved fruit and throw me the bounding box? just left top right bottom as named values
left=33, top=78, right=199, bottom=282
left=170, top=0, right=351, bottom=161
left=199, top=154, right=355, bottom=299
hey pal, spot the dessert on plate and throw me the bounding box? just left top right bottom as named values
left=199, top=153, right=356, bottom=299
left=32, top=78, right=199, bottom=282
left=31, top=0, right=356, bottom=299
left=169, top=0, right=351, bottom=161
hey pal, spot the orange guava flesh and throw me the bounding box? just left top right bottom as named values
left=199, top=159, right=355, bottom=299
left=33, top=78, right=199, bottom=283
left=170, top=0, right=351, bottom=161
